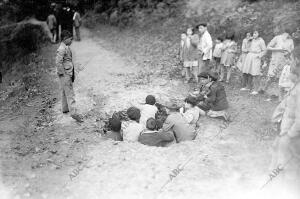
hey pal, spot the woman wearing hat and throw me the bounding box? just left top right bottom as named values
left=192, top=71, right=229, bottom=120
left=160, top=102, right=196, bottom=143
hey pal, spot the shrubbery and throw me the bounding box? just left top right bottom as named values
left=0, top=22, right=49, bottom=72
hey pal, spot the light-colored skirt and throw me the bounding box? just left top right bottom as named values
left=242, top=52, right=262, bottom=76
left=220, top=52, right=235, bottom=67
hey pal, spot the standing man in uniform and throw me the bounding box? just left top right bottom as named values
left=197, top=23, right=213, bottom=73
left=56, top=30, right=83, bottom=122
left=73, top=8, right=81, bottom=41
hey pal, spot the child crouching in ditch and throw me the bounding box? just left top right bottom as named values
left=179, top=96, right=205, bottom=129
left=103, top=118, right=123, bottom=141
left=121, top=107, right=144, bottom=142
left=138, top=118, right=174, bottom=147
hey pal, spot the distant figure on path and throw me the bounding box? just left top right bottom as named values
left=56, top=30, right=83, bottom=122
left=73, top=8, right=81, bottom=41
left=197, top=23, right=213, bottom=74
left=46, top=12, right=57, bottom=43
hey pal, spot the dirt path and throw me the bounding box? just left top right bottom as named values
left=52, top=28, right=273, bottom=199
left=1, top=28, right=279, bottom=199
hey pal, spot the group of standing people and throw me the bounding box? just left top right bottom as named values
left=46, top=3, right=82, bottom=43
left=238, top=30, right=294, bottom=100
left=179, top=24, right=295, bottom=102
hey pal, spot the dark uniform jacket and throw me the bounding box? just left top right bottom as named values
left=196, top=81, right=229, bottom=111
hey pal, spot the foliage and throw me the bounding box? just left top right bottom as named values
left=0, top=23, right=49, bottom=71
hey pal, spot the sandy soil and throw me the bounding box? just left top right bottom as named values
left=0, top=28, right=298, bottom=199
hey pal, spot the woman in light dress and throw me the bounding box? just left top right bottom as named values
left=240, top=30, right=266, bottom=95
left=237, top=32, right=251, bottom=72
left=262, top=30, right=294, bottom=99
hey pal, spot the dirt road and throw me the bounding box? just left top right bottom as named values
left=0, top=28, right=286, bottom=199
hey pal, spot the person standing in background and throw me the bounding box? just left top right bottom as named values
left=212, top=36, right=224, bottom=74
left=46, top=11, right=57, bottom=43
left=73, top=8, right=81, bottom=41
left=219, top=32, right=238, bottom=83
left=240, top=30, right=266, bottom=95
left=261, top=29, right=294, bottom=100
left=56, top=30, right=83, bottom=123
left=182, top=27, right=200, bottom=83
left=270, top=49, right=300, bottom=197
left=179, top=32, right=187, bottom=78
left=197, top=23, right=213, bottom=74
left=237, top=32, right=252, bottom=73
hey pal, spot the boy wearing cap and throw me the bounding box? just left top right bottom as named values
left=138, top=118, right=174, bottom=147
left=191, top=71, right=229, bottom=120
left=56, top=30, right=83, bottom=122
left=160, top=102, right=196, bottom=142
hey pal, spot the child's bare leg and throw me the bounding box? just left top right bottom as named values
left=219, top=64, right=226, bottom=81
left=181, top=64, right=185, bottom=77
left=226, top=66, right=232, bottom=83
left=193, top=65, right=199, bottom=83
left=217, top=62, right=221, bottom=75
left=184, top=67, right=190, bottom=81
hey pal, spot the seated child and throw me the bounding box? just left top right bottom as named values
left=138, top=118, right=174, bottom=147
left=103, top=118, right=123, bottom=141
left=121, top=107, right=144, bottom=142
left=191, top=71, right=229, bottom=121
left=131, top=95, right=158, bottom=128
left=179, top=96, right=205, bottom=129
left=160, top=102, right=196, bottom=143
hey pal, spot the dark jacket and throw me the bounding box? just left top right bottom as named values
left=138, top=130, right=174, bottom=147
left=197, top=81, right=229, bottom=111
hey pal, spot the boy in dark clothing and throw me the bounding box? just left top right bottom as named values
left=138, top=118, right=174, bottom=147
left=104, top=118, right=123, bottom=141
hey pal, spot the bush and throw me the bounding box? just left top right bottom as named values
left=0, top=22, right=49, bottom=72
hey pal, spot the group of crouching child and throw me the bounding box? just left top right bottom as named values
left=103, top=71, right=229, bottom=147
